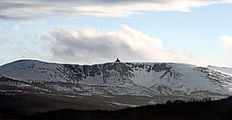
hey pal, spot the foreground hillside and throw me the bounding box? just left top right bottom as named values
left=2, top=96, right=232, bottom=120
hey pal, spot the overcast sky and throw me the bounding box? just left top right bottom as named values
left=0, top=0, right=232, bottom=67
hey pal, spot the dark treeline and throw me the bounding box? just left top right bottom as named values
left=2, top=97, right=232, bottom=120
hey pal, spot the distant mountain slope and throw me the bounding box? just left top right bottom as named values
left=208, top=65, right=232, bottom=76
left=0, top=59, right=232, bottom=108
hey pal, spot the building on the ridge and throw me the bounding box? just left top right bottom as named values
left=115, top=58, right=120, bottom=62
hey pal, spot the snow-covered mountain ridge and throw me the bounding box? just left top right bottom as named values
left=1, top=60, right=232, bottom=102
left=208, top=65, right=232, bottom=76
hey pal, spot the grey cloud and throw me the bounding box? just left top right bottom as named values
left=0, top=25, right=213, bottom=66
left=0, top=0, right=230, bottom=22
left=41, top=27, right=146, bottom=64
left=39, top=26, right=213, bottom=66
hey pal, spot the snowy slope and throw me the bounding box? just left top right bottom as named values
left=208, top=65, right=232, bottom=76
left=0, top=60, right=232, bottom=100
left=0, top=60, right=71, bottom=83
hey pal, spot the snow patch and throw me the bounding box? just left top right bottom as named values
left=111, top=102, right=138, bottom=107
